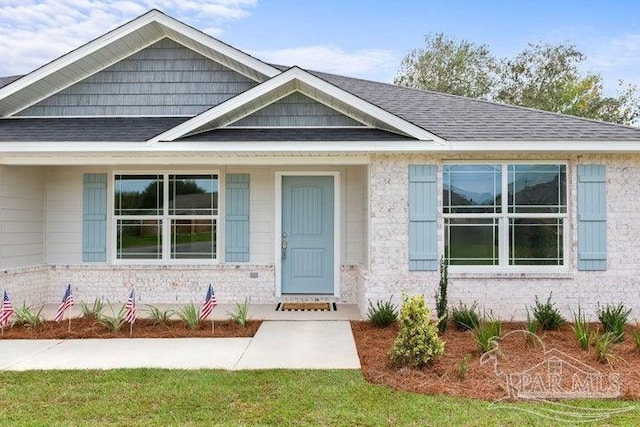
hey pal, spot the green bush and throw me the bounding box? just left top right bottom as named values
left=473, top=314, right=502, bottom=352
left=524, top=309, right=539, bottom=346
left=390, top=294, right=444, bottom=368
left=632, top=328, right=640, bottom=353
left=594, top=332, right=616, bottom=364
left=367, top=297, right=398, bottom=328
left=144, top=305, right=174, bottom=326
left=229, top=299, right=251, bottom=327
left=531, top=292, right=565, bottom=330
left=176, top=303, right=201, bottom=330
left=571, top=305, right=591, bottom=350
left=597, top=303, right=630, bottom=343
left=79, top=298, right=104, bottom=320
left=451, top=302, right=480, bottom=331
left=13, top=304, right=45, bottom=328
left=96, top=302, right=126, bottom=332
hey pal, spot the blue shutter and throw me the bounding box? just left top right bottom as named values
left=577, top=165, right=607, bottom=270
left=409, top=165, right=438, bottom=271
left=225, top=174, right=250, bottom=262
left=82, top=173, right=107, bottom=262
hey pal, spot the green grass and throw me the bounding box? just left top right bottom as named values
left=0, top=370, right=637, bottom=426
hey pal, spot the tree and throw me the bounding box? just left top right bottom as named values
left=394, top=33, right=496, bottom=99
left=395, top=37, right=640, bottom=125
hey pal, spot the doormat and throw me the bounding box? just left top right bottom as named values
left=276, top=302, right=337, bottom=312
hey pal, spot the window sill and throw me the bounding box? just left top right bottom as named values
left=449, top=268, right=572, bottom=280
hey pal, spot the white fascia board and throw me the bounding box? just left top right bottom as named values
left=148, top=67, right=444, bottom=144
left=447, top=140, right=640, bottom=152
left=0, top=10, right=280, bottom=103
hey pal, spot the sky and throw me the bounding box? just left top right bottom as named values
left=1, top=0, right=639, bottom=96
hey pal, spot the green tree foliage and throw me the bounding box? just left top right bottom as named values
left=394, top=33, right=496, bottom=99
left=395, top=36, right=640, bottom=125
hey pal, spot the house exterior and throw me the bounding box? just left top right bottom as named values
left=1, top=10, right=640, bottom=319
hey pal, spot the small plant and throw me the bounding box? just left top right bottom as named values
left=451, top=302, right=480, bottom=331
left=457, top=353, right=472, bottom=380
left=367, top=297, right=398, bottom=328
left=632, top=328, right=640, bottom=353
left=594, top=332, right=617, bottom=364
left=474, top=314, right=502, bottom=353
left=96, top=302, right=126, bottom=332
left=79, top=298, right=104, bottom=320
left=524, top=309, right=539, bottom=346
left=12, top=304, right=45, bottom=328
left=435, top=257, right=449, bottom=333
left=597, top=303, right=631, bottom=343
left=144, top=305, right=174, bottom=326
left=229, top=299, right=251, bottom=327
left=390, top=293, right=445, bottom=368
left=531, top=292, right=565, bottom=331
left=176, top=303, right=201, bottom=330
left=571, top=305, right=591, bottom=350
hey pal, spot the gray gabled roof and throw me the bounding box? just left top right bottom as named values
left=0, top=117, right=187, bottom=141
left=311, top=71, right=640, bottom=141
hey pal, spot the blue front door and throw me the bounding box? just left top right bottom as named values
left=281, top=176, right=334, bottom=294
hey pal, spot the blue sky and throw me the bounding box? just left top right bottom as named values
left=1, top=1, right=639, bottom=95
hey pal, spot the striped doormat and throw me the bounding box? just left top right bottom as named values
left=276, top=302, right=337, bottom=312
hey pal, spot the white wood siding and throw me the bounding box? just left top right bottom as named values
left=0, top=166, right=45, bottom=268
left=45, top=167, right=86, bottom=264
left=18, top=38, right=258, bottom=117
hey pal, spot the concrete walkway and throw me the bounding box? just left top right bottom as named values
left=0, top=321, right=361, bottom=371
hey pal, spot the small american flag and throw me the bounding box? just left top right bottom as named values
left=0, top=290, right=14, bottom=327
left=124, top=290, right=136, bottom=324
left=54, top=284, right=74, bottom=322
left=200, top=284, right=217, bottom=320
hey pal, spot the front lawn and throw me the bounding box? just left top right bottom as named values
left=0, top=370, right=636, bottom=426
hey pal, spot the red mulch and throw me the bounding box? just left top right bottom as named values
left=351, top=321, right=640, bottom=401
left=1, top=318, right=261, bottom=339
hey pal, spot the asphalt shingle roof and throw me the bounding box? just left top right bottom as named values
left=179, top=128, right=412, bottom=141
left=0, top=117, right=188, bottom=141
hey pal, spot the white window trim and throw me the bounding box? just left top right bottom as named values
left=111, top=170, right=221, bottom=265
left=442, top=161, right=569, bottom=273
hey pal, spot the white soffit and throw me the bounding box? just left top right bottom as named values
left=149, top=67, right=444, bottom=143
left=0, top=10, right=280, bottom=117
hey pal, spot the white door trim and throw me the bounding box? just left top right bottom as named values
left=275, top=171, right=340, bottom=297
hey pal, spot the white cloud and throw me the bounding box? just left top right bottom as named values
left=253, top=45, right=397, bottom=81
left=0, top=0, right=257, bottom=75
left=586, top=33, right=640, bottom=70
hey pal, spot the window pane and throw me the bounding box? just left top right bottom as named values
left=443, top=165, right=501, bottom=213
left=509, top=218, right=563, bottom=265
left=508, top=164, right=566, bottom=213
left=171, top=219, right=216, bottom=259
left=445, top=218, right=499, bottom=265
left=169, top=175, right=218, bottom=216
left=116, top=219, right=162, bottom=259
left=114, top=175, right=163, bottom=216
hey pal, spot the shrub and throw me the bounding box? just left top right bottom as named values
left=531, top=292, right=565, bottom=331
left=229, top=299, right=251, bottom=327
left=367, top=297, right=398, bottom=328
left=144, top=305, right=174, bottom=326
left=594, top=332, right=616, bottom=364
left=632, top=328, right=640, bottom=353
left=96, top=302, right=126, bottom=332
left=597, top=303, right=630, bottom=343
left=457, top=354, right=472, bottom=380
left=390, top=294, right=444, bottom=368
left=524, top=309, right=539, bottom=346
left=451, top=302, right=480, bottom=331
left=474, top=314, right=502, bottom=352
left=571, top=305, right=591, bottom=350
left=176, top=303, right=201, bottom=330
left=13, top=304, right=45, bottom=328
left=79, top=298, right=104, bottom=320
left=434, top=257, right=449, bottom=333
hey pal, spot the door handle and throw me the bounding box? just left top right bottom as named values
left=281, top=232, right=288, bottom=259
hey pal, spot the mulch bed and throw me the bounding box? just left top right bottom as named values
left=351, top=321, right=640, bottom=401
left=1, top=318, right=261, bottom=339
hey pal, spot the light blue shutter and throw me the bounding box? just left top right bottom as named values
left=82, top=173, right=107, bottom=262
left=577, top=165, right=607, bottom=270
left=409, top=165, right=438, bottom=271
left=225, top=174, right=250, bottom=262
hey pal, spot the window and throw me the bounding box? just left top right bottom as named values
left=114, top=173, right=218, bottom=261
left=443, top=164, right=566, bottom=266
